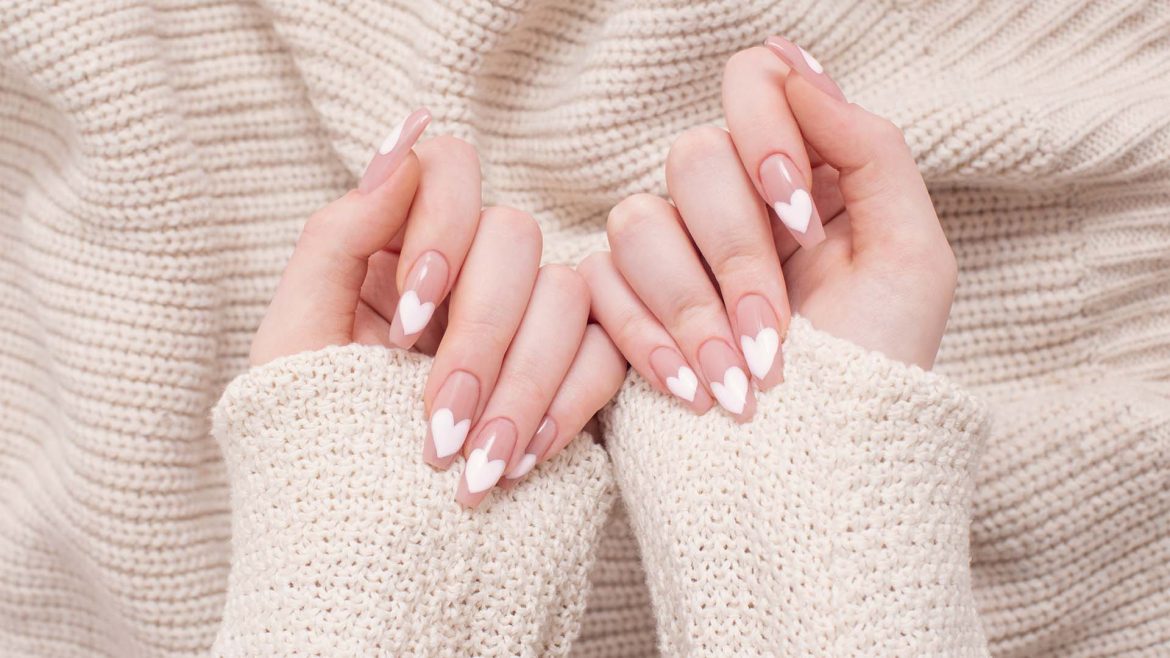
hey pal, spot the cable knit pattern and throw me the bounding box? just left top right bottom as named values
left=604, top=318, right=990, bottom=657
left=1, top=0, right=1169, bottom=656
left=212, top=345, right=615, bottom=657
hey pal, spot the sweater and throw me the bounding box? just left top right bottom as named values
left=1, top=0, right=1168, bottom=656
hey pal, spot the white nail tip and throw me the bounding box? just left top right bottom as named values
left=710, top=366, right=749, bottom=415
left=378, top=118, right=407, bottom=155
left=430, top=408, right=470, bottom=458
left=799, top=46, right=824, bottom=74
left=773, top=188, right=813, bottom=234
left=396, top=290, right=435, bottom=336
left=665, top=366, right=699, bottom=403
left=465, top=435, right=507, bottom=494
left=506, top=453, right=538, bottom=480
left=741, top=328, right=780, bottom=380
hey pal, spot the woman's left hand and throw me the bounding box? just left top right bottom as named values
left=580, top=40, right=958, bottom=422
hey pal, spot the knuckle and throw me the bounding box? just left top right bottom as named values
left=869, top=116, right=909, bottom=150
left=669, top=287, right=724, bottom=332
left=427, top=134, right=479, bottom=165
left=724, top=46, right=774, bottom=79
left=607, top=193, right=670, bottom=243
left=666, top=124, right=733, bottom=179
left=575, top=251, right=613, bottom=279
left=538, top=264, right=590, bottom=303
left=480, top=205, right=542, bottom=255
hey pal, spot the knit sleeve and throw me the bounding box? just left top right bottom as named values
left=603, top=316, right=990, bottom=657
left=209, top=344, right=615, bottom=657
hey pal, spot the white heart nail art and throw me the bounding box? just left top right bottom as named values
left=430, top=408, right=470, bottom=458
left=741, top=328, right=780, bottom=380
left=378, top=118, right=407, bottom=154
left=465, top=435, right=507, bottom=493
left=710, top=366, right=749, bottom=415
left=799, top=46, right=824, bottom=74
left=665, top=366, right=699, bottom=403
left=396, top=290, right=435, bottom=335
left=773, top=188, right=813, bottom=234
left=506, top=453, right=537, bottom=480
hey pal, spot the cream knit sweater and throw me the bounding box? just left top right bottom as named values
left=1, top=0, right=1168, bottom=657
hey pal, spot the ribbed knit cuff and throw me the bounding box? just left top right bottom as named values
left=212, top=345, right=615, bottom=657
left=603, top=316, right=989, bottom=656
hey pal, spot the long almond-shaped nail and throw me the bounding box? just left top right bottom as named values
left=760, top=153, right=826, bottom=249
left=763, top=36, right=846, bottom=102
left=499, top=416, right=558, bottom=488
left=649, top=347, right=713, bottom=413
left=424, top=371, right=479, bottom=470
left=456, top=418, right=517, bottom=508
left=736, top=295, right=783, bottom=389
left=698, top=339, right=755, bottom=421
left=389, top=251, right=449, bottom=348
left=358, top=107, right=431, bottom=193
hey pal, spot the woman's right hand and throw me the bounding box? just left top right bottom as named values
left=251, top=110, right=625, bottom=507
left=581, top=39, right=957, bottom=421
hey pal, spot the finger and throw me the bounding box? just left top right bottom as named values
left=608, top=194, right=756, bottom=422
left=666, top=126, right=789, bottom=389
left=721, top=47, right=826, bottom=249
left=249, top=111, right=426, bottom=365
left=383, top=136, right=483, bottom=349
left=423, top=207, right=542, bottom=470
left=498, top=324, right=626, bottom=488
left=578, top=251, right=714, bottom=414
left=782, top=71, right=947, bottom=255
left=455, top=265, right=591, bottom=508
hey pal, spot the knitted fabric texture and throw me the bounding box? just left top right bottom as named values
left=211, top=346, right=615, bottom=656
left=604, top=317, right=990, bottom=657
left=1, top=0, right=1168, bottom=656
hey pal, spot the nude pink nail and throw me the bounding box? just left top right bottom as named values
left=736, top=295, right=783, bottom=389
left=499, top=416, right=558, bottom=487
left=649, top=347, right=713, bottom=413
left=389, top=251, right=449, bottom=349
left=698, top=339, right=755, bottom=422
left=456, top=418, right=517, bottom=508
left=760, top=153, right=826, bottom=249
left=763, top=36, right=846, bottom=102
left=424, top=371, right=479, bottom=470
left=358, top=107, right=431, bottom=193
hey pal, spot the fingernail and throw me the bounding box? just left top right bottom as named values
left=390, top=251, right=449, bottom=348
left=649, top=347, right=713, bottom=413
left=358, top=107, right=431, bottom=193
left=698, top=339, right=755, bottom=421
left=457, top=418, right=517, bottom=508
left=500, top=416, right=558, bottom=487
left=759, top=153, right=826, bottom=249
left=763, top=36, right=846, bottom=102
left=424, top=371, right=479, bottom=470
left=736, top=295, right=783, bottom=389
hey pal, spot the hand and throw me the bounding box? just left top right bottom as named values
left=580, top=39, right=956, bottom=421
left=252, top=109, right=625, bottom=507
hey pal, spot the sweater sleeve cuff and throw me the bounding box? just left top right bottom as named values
left=603, top=316, right=989, bottom=655
left=211, top=345, right=616, bottom=657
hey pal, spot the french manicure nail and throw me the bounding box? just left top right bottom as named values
left=456, top=418, right=517, bottom=508
left=390, top=251, right=449, bottom=348
left=759, top=153, right=826, bottom=249
left=763, top=36, right=846, bottom=102
left=736, top=295, right=783, bottom=388
left=649, top=347, right=713, bottom=413
left=424, top=371, right=479, bottom=470
left=501, top=416, right=558, bottom=486
left=358, top=107, right=431, bottom=193
left=698, top=339, right=755, bottom=421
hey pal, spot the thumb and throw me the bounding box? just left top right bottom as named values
left=783, top=74, right=943, bottom=254
left=250, top=143, right=422, bottom=365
